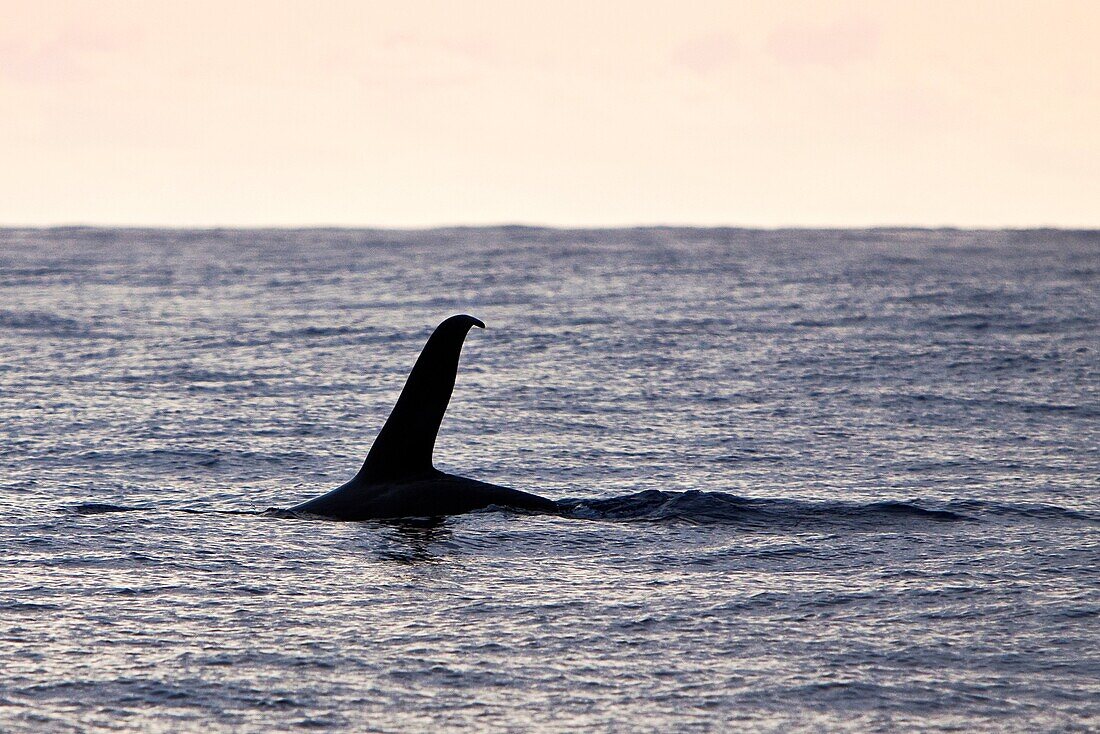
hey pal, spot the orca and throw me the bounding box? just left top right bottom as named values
left=288, top=315, right=558, bottom=520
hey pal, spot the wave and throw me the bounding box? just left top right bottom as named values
left=556, top=491, right=1098, bottom=526
left=68, top=503, right=259, bottom=518
left=70, top=503, right=137, bottom=515
left=0, top=308, right=103, bottom=337
left=558, top=490, right=966, bottom=526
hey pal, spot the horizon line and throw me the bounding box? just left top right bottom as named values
left=2, top=221, right=1098, bottom=233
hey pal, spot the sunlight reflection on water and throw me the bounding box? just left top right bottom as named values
left=0, top=227, right=1097, bottom=732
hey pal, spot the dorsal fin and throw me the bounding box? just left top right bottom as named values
left=357, top=315, right=485, bottom=482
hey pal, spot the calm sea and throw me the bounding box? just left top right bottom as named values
left=1, top=227, right=1097, bottom=732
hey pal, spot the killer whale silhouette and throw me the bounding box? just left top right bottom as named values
left=289, top=315, right=559, bottom=520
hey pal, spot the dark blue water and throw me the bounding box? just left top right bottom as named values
left=1, top=227, right=1097, bottom=731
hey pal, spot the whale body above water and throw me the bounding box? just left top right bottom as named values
left=288, top=315, right=558, bottom=520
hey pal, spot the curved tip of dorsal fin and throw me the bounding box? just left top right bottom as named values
left=442, top=314, right=485, bottom=331
left=357, top=315, right=485, bottom=482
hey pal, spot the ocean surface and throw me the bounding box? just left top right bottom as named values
left=0, top=227, right=1097, bottom=732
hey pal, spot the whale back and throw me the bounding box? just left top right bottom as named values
left=357, top=315, right=484, bottom=482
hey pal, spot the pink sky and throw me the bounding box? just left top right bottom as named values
left=1, top=0, right=1097, bottom=227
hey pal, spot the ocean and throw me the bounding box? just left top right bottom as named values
left=1, top=227, right=1097, bottom=732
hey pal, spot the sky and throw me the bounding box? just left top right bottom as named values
left=1, top=0, right=1097, bottom=228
